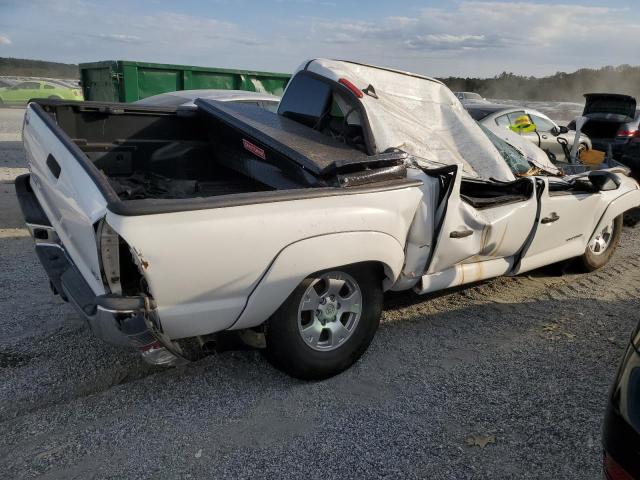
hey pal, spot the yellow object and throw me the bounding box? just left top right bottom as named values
left=580, top=149, right=606, bottom=165
left=509, top=115, right=537, bottom=134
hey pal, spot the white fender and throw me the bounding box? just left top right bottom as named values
left=229, top=231, right=405, bottom=330
left=589, top=183, right=640, bottom=245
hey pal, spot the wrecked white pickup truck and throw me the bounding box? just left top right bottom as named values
left=16, top=59, right=640, bottom=379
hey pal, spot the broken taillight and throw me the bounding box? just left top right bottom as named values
left=97, top=219, right=122, bottom=294
left=338, top=78, right=364, bottom=98
left=96, top=219, right=146, bottom=296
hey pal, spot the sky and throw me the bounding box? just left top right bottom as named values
left=1, top=0, right=639, bottom=78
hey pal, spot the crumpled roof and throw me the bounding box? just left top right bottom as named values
left=303, top=59, right=516, bottom=182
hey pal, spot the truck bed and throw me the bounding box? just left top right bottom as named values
left=35, top=99, right=407, bottom=207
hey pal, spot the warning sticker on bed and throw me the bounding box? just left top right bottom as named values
left=242, top=139, right=266, bottom=160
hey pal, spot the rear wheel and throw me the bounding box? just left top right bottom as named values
left=577, top=215, right=622, bottom=271
left=265, top=264, right=383, bottom=380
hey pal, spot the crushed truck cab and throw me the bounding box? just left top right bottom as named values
left=16, top=59, right=640, bottom=379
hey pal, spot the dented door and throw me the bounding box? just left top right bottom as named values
left=426, top=174, right=538, bottom=275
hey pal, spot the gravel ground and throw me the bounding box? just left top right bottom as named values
left=0, top=107, right=637, bottom=479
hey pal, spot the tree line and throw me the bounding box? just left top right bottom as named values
left=440, top=65, right=640, bottom=102
left=2, top=57, right=639, bottom=102
left=0, top=57, right=79, bottom=79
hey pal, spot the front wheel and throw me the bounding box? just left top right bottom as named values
left=265, top=264, right=383, bottom=380
left=577, top=215, right=622, bottom=272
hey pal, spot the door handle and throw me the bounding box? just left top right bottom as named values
left=541, top=135, right=548, bottom=139
left=46, top=154, right=61, bottom=179
left=541, top=212, right=560, bottom=224
left=450, top=229, right=474, bottom=239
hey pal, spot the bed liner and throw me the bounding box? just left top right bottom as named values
left=31, top=99, right=414, bottom=216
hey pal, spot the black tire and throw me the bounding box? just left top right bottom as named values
left=577, top=215, right=622, bottom=272
left=265, top=263, right=383, bottom=380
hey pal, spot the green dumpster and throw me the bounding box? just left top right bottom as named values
left=79, top=60, right=291, bottom=102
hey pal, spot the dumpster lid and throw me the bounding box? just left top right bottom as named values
left=195, top=99, right=405, bottom=176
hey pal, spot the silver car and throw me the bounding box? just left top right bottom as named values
left=454, top=91, right=489, bottom=104
left=466, top=104, right=591, bottom=158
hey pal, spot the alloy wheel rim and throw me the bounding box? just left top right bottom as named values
left=297, top=271, right=362, bottom=351
left=588, top=220, right=614, bottom=255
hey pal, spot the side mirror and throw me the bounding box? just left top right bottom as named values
left=558, top=125, right=569, bottom=134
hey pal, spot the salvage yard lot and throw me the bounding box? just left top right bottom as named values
left=0, top=107, right=638, bottom=479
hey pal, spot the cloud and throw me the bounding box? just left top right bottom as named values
left=128, top=12, right=261, bottom=48
left=0, top=34, right=11, bottom=45
left=0, top=0, right=639, bottom=77
left=298, top=1, right=640, bottom=75
left=275, top=0, right=337, bottom=5
left=98, top=33, right=142, bottom=44
left=405, top=34, right=500, bottom=51
left=1, top=4, right=265, bottom=66
left=308, top=1, right=633, bottom=53
left=310, top=19, right=404, bottom=44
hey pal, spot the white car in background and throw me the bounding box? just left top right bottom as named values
left=455, top=91, right=489, bottom=104
left=134, top=89, right=280, bottom=110
left=466, top=103, right=591, bottom=159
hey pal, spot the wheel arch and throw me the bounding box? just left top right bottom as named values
left=589, top=187, right=640, bottom=245
left=229, top=231, right=405, bottom=331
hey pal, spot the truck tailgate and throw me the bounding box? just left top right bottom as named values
left=23, top=104, right=109, bottom=294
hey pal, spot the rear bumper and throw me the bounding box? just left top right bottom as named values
left=15, top=174, right=159, bottom=349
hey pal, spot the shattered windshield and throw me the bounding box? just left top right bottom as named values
left=478, top=123, right=531, bottom=175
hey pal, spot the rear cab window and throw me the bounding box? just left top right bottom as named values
left=278, top=74, right=332, bottom=128
left=278, top=72, right=368, bottom=152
